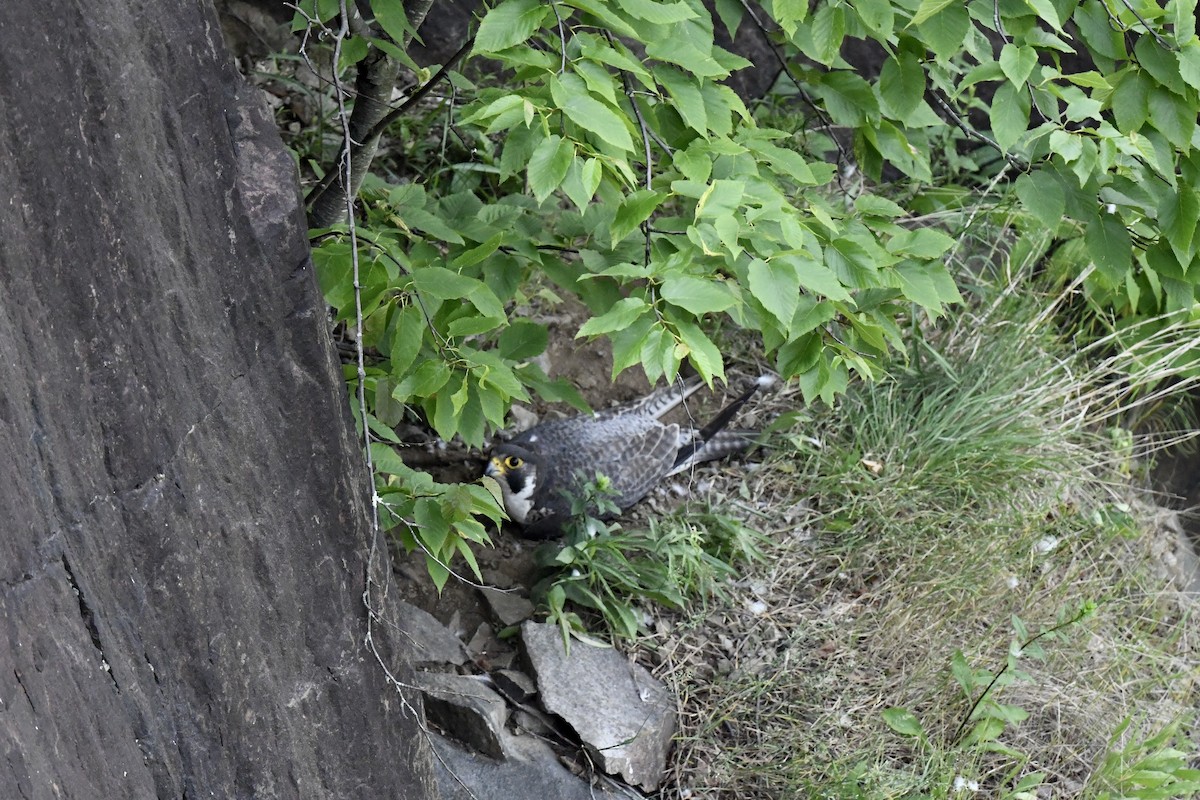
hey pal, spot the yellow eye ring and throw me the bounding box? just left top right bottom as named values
left=504, top=455, right=524, bottom=470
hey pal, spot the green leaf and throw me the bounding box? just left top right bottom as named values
left=660, top=275, right=737, bottom=315
left=386, top=304, right=426, bottom=378
left=1073, top=1, right=1124, bottom=61
left=393, top=360, right=451, bottom=401
left=564, top=0, right=639, bottom=37
left=1015, top=169, right=1066, bottom=227
left=1048, top=129, right=1083, bottom=162
left=611, top=190, right=667, bottom=243
left=1180, top=40, right=1200, bottom=91
left=809, top=3, right=845, bottom=65
left=1111, top=69, right=1150, bottom=132
left=615, top=0, right=697, bottom=24
left=528, top=134, right=574, bottom=203
left=779, top=254, right=853, bottom=302
left=465, top=295, right=514, bottom=337
left=745, top=139, right=817, bottom=184
left=498, top=320, right=549, bottom=360
left=473, top=0, right=548, bottom=53
left=577, top=297, right=651, bottom=337
left=1086, top=211, right=1132, bottom=283
left=765, top=0, right=801, bottom=36
left=915, top=3, right=970, bottom=60
left=695, top=180, right=745, bottom=219
left=551, top=76, right=635, bottom=151
left=645, top=19, right=728, bottom=77
left=747, top=258, right=800, bottom=331
left=1161, top=183, right=1199, bottom=265
left=1147, top=87, right=1195, bottom=149
left=582, top=158, right=603, bottom=199
left=1135, top=34, right=1187, bottom=95
left=1176, top=0, right=1199, bottom=44
left=990, top=82, right=1030, bottom=151
left=674, top=320, right=725, bottom=383
left=895, top=261, right=956, bottom=315
left=855, top=0, right=894, bottom=39
left=562, top=156, right=604, bottom=211
left=575, top=59, right=619, bottom=105
left=854, top=194, right=907, bottom=219
left=610, top=313, right=655, bottom=377
left=373, top=0, right=417, bottom=43
left=1024, top=0, right=1064, bottom=32
left=999, top=44, right=1038, bottom=87
left=813, top=71, right=878, bottom=126
left=412, top=266, right=482, bottom=299
left=881, top=707, right=925, bottom=738
left=879, top=51, right=925, bottom=120
left=451, top=234, right=504, bottom=269
left=658, top=67, right=708, bottom=135
left=909, top=0, right=954, bottom=26
left=886, top=228, right=955, bottom=259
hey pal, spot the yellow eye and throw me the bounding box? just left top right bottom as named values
left=504, top=455, right=524, bottom=470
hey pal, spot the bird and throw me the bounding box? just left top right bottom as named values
left=485, top=375, right=769, bottom=538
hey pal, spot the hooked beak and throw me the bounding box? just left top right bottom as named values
left=485, top=456, right=506, bottom=477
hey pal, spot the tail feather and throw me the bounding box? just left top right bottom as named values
left=667, top=429, right=758, bottom=476
left=668, top=378, right=766, bottom=473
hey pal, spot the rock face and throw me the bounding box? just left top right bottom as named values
left=0, top=2, right=433, bottom=797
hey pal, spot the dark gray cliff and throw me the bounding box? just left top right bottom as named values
left=0, top=2, right=433, bottom=797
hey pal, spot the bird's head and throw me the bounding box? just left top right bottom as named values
left=484, top=443, right=539, bottom=524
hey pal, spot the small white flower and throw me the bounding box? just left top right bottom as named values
left=953, top=775, right=980, bottom=792
left=1006, top=576, right=1020, bottom=589
left=1034, top=536, right=1059, bottom=555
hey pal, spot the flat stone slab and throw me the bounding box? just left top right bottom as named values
left=479, top=586, right=535, bottom=627
left=520, top=621, right=675, bottom=790
left=430, top=728, right=631, bottom=800
left=416, top=673, right=508, bottom=760
left=395, top=600, right=469, bottom=666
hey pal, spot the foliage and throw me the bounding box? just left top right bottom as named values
left=290, top=0, right=1200, bottom=578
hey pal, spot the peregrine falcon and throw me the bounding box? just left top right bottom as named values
left=485, top=376, right=767, bottom=538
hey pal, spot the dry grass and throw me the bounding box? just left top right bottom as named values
left=642, top=285, right=1200, bottom=799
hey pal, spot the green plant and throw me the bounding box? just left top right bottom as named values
left=1089, top=717, right=1200, bottom=799
left=532, top=476, right=766, bottom=642
left=882, top=605, right=1095, bottom=798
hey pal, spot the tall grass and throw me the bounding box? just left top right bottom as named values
left=655, top=280, right=1200, bottom=799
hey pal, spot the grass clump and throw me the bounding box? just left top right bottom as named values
left=533, top=475, right=769, bottom=644
left=651, top=280, right=1200, bottom=799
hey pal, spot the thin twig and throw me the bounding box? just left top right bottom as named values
left=734, top=0, right=852, bottom=188
left=322, top=0, right=418, bottom=713
left=1116, top=0, right=1171, bottom=49
left=305, top=38, right=474, bottom=213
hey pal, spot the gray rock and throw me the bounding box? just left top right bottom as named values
left=431, top=727, right=634, bottom=800
left=0, top=3, right=434, bottom=796
left=521, top=622, right=676, bottom=790
left=396, top=599, right=470, bottom=665
left=480, top=586, right=536, bottom=626
left=492, top=668, right=538, bottom=705
left=418, top=673, right=509, bottom=760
